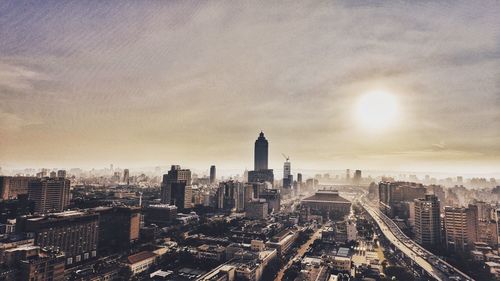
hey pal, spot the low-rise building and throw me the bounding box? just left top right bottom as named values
left=126, top=251, right=158, bottom=275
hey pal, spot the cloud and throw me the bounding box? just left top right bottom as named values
left=0, top=1, right=499, bottom=170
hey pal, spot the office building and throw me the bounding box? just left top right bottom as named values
left=17, top=210, right=99, bottom=266
left=259, top=188, right=281, bottom=213
left=210, top=165, right=216, bottom=184
left=245, top=199, right=268, bottom=220
left=216, top=181, right=245, bottom=211
left=378, top=182, right=426, bottom=217
left=123, top=169, right=130, bottom=184
left=444, top=205, right=479, bottom=252
left=414, top=195, right=441, bottom=247
left=247, top=169, right=274, bottom=186
left=283, top=160, right=292, bottom=189
left=28, top=177, right=70, bottom=213
left=353, top=170, right=362, bottom=184
left=5, top=246, right=65, bottom=281
left=0, top=176, right=35, bottom=200
left=160, top=165, right=192, bottom=210
left=0, top=195, right=35, bottom=223
left=254, top=131, right=268, bottom=171
left=56, top=170, right=66, bottom=178
left=143, top=204, right=178, bottom=226
left=93, top=206, right=140, bottom=252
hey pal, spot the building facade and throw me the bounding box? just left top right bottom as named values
left=17, top=210, right=99, bottom=266
left=160, top=165, right=192, bottom=210
left=27, top=177, right=70, bottom=213
left=414, top=194, right=441, bottom=247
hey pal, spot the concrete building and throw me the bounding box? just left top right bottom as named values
left=56, top=170, right=66, bottom=178
left=27, top=177, right=70, bottom=213
left=444, top=205, right=479, bottom=252
left=259, top=189, right=280, bottom=213
left=217, top=181, right=245, bottom=211
left=379, top=181, right=426, bottom=217
left=93, top=206, right=140, bottom=252
left=0, top=176, right=35, bottom=200
left=301, top=189, right=351, bottom=218
left=161, top=165, right=192, bottom=210
left=414, top=194, right=441, bottom=247
left=126, top=251, right=158, bottom=275
left=254, top=132, right=268, bottom=171
left=266, top=228, right=299, bottom=256
left=143, top=204, right=178, bottom=226
left=17, top=210, right=99, bottom=266
left=245, top=199, right=268, bottom=220
left=7, top=246, right=66, bottom=281
left=210, top=165, right=216, bottom=184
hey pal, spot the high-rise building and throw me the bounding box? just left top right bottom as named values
left=254, top=132, right=268, bottom=171
left=0, top=176, right=35, bottom=200
left=93, top=206, right=140, bottom=253
left=123, top=169, right=130, bottom=184
left=49, top=171, right=57, bottom=178
left=210, top=165, right=216, bottom=184
left=297, top=173, right=303, bottom=186
left=245, top=199, right=268, bottom=220
left=216, top=181, right=244, bottom=211
left=56, top=170, right=66, bottom=178
left=17, top=210, right=99, bottom=266
left=353, top=170, right=362, bottom=184
left=346, top=169, right=350, bottom=182
left=378, top=182, right=426, bottom=217
left=27, top=178, right=70, bottom=213
left=259, top=188, right=281, bottom=213
left=160, top=165, right=192, bottom=210
left=283, top=160, right=292, bottom=189
left=248, top=169, right=274, bottom=185
left=414, top=195, right=441, bottom=247
left=444, top=205, right=479, bottom=252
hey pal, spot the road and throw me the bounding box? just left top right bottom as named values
left=274, top=227, right=322, bottom=281
left=360, top=198, right=474, bottom=281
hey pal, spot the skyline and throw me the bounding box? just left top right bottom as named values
left=1, top=1, right=500, bottom=173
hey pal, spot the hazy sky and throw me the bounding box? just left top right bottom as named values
left=1, top=1, right=499, bottom=174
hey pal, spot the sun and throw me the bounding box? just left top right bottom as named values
left=355, top=90, right=399, bottom=130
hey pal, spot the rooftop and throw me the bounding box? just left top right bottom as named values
left=302, top=190, right=350, bottom=204
left=127, top=251, right=157, bottom=264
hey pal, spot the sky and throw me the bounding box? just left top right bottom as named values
left=1, top=1, right=500, bottom=175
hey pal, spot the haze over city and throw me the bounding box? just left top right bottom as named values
left=3, top=2, right=500, bottom=281
left=1, top=1, right=499, bottom=175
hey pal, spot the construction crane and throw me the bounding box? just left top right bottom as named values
left=281, top=153, right=290, bottom=162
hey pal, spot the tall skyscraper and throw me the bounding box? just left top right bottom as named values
left=444, top=205, right=479, bottom=252
left=249, top=132, right=274, bottom=185
left=210, top=165, right=216, bottom=184
left=254, top=131, right=268, bottom=171
left=346, top=169, right=350, bottom=182
left=123, top=169, right=130, bottom=184
left=160, top=165, right=192, bottom=210
left=414, top=194, right=441, bottom=247
left=283, top=159, right=292, bottom=189
left=28, top=178, right=70, bottom=213
left=353, top=170, right=362, bottom=184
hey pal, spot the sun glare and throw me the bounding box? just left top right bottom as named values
left=355, top=90, right=399, bottom=131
